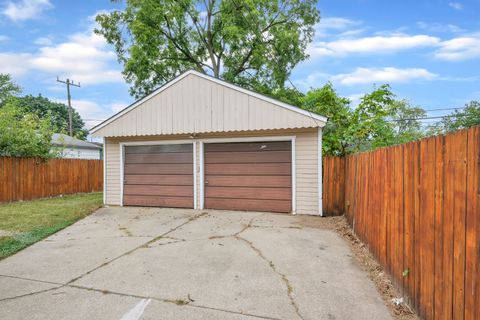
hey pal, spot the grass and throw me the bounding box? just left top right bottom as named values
left=0, top=192, right=103, bottom=259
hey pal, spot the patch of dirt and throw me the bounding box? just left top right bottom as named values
left=301, top=215, right=418, bottom=320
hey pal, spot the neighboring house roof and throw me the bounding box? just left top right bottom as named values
left=90, top=70, right=327, bottom=138
left=51, top=133, right=102, bottom=150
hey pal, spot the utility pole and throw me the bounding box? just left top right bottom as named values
left=56, top=77, right=80, bottom=136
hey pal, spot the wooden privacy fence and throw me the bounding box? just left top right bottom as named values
left=323, top=125, right=480, bottom=320
left=0, top=157, right=103, bottom=203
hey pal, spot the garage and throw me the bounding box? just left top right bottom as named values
left=92, top=70, right=327, bottom=215
left=122, top=144, right=194, bottom=208
left=204, top=141, right=292, bottom=213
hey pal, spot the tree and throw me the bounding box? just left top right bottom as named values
left=95, top=0, right=320, bottom=98
left=390, top=99, right=426, bottom=144
left=14, top=95, right=88, bottom=139
left=299, top=83, right=428, bottom=156
left=350, top=84, right=397, bottom=151
left=0, top=73, right=21, bottom=104
left=0, top=99, right=56, bottom=158
left=432, top=101, right=480, bottom=133
left=301, top=82, right=353, bottom=156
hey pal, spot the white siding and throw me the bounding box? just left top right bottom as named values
left=104, top=130, right=320, bottom=215
left=93, top=74, right=319, bottom=138
left=57, top=147, right=101, bottom=160
left=105, top=139, right=121, bottom=206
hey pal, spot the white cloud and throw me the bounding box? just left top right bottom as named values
left=434, top=36, right=480, bottom=61
left=0, top=52, right=33, bottom=76
left=332, top=67, right=437, bottom=85
left=417, top=22, right=465, bottom=33
left=0, top=25, right=123, bottom=84
left=347, top=93, right=365, bottom=107
left=293, top=72, right=330, bottom=90
left=314, top=17, right=363, bottom=38
left=448, top=2, right=463, bottom=10
left=308, top=35, right=440, bottom=57
left=30, top=32, right=122, bottom=84
left=34, top=36, right=53, bottom=46
left=52, top=98, right=128, bottom=129
left=2, top=0, right=53, bottom=21
left=0, top=35, right=8, bottom=42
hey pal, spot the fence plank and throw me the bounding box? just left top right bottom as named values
left=0, top=157, right=103, bottom=203
left=322, top=125, right=480, bottom=319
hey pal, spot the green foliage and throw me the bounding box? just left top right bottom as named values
left=299, top=84, right=427, bottom=156
left=95, top=0, right=320, bottom=98
left=14, top=95, right=88, bottom=139
left=390, top=100, right=426, bottom=144
left=430, top=101, right=480, bottom=133
left=0, top=73, right=21, bottom=103
left=0, top=100, right=56, bottom=158
left=302, top=83, right=353, bottom=156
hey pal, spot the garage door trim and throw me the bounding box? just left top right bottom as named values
left=199, top=136, right=296, bottom=213
left=119, top=140, right=196, bottom=208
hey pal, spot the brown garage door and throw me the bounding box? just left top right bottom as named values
left=123, top=144, right=194, bottom=208
left=204, top=141, right=292, bottom=213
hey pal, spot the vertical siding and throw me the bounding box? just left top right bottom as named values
left=105, top=138, right=121, bottom=205
left=104, top=130, right=319, bottom=214
left=296, top=131, right=319, bottom=215
left=93, top=74, right=319, bottom=137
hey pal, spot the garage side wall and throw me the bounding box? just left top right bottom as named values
left=295, top=131, right=319, bottom=215
left=104, top=130, right=320, bottom=215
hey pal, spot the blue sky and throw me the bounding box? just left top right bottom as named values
left=0, top=0, right=479, bottom=135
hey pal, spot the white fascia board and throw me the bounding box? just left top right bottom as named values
left=90, top=70, right=327, bottom=135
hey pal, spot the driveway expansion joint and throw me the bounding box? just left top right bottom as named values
left=65, top=211, right=209, bottom=285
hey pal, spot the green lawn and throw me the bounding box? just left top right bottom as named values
left=0, top=193, right=103, bottom=259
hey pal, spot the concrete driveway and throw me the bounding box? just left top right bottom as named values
left=0, top=207, right=390, bottom=320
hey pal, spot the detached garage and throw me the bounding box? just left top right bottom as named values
left=91, top=70, right=327, bottom=215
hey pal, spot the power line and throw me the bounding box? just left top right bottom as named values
left=56, top=77, right=81, bottom=136
left=388, top=113, right=474, bottom=122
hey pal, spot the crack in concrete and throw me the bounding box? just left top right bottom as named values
left=0, top=285, right=64, bottom=302
left=65, top=284, right=282, bottom=320
left=234, top=235, right=304, bottom=320
left=66, top=212, right=208, bottom=285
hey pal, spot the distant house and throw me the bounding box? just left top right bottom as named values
left=51, top=133, right=102, bottom=160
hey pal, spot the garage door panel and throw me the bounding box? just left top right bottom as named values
left=205, top=141, right=291, bottom=152
left=206, top=175, right=291, bottom=188
left=205, top=198, right=291, bottom=213
left=123, top=195, right=193, bottom=208
left=125, top=144, right=192, bottom=154
left=123, top=144, right=193, bottom=208
left=124, top=163, right=193, bottom=175
left=205, top=151, right=291, bottom=164
left=206, top=186, right=291, bottom=200
left=124, top=185, right=193, bottom=197
left=204, top=141, right=292, bottom=213
left=124, top=175, right=193, bottom=186
left=205, top=163, right=291, bottom=175
left=125, top=153, right=193, bottom=164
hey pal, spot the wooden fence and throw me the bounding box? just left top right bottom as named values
left=0, top=157, right=103, bottom=203
left=323, top=126, right=480, bottom=320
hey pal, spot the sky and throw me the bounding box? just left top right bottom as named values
left=0, top=0, right=479, bottom=138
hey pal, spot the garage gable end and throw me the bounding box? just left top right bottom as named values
left=91, top=71, right=326, bottom=137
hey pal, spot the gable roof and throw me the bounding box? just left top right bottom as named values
left=91, top=70, right=327, bottom=137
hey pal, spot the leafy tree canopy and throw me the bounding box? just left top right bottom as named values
left=299, top=83, right=427, bottom=156
left=0, top=99, right=56, bottom=158
left=0, top=74, right=21, bottom=104
left=430, top=100, right=480, bottom=133
left=95, top=0, right=320, bottom=98
left=13, top=95, right=88, bottom=140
